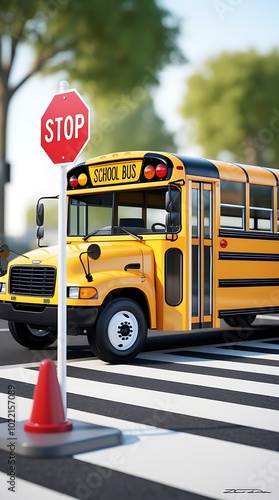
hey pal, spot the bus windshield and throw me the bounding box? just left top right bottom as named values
left=68, top=187, right=180, bottom=238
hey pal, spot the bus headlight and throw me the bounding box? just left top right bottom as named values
left=68, top=286, right=98, bottom=299
left=0, top=283, right=6, bottom=294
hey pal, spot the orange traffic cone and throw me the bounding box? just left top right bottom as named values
left=24, top=359, right=72, bottom=433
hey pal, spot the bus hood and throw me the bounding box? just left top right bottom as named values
left=6, top=240, right=154, bottom=278
left=66, top=240, right=154, bottom=279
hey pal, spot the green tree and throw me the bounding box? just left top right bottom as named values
left=0, top=0, right=184, bottom=238
left=87, top=93, right=176, bottom=157
left=180, top=50, right=279, bottom=167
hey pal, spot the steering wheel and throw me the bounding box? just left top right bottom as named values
left=151, top=223, right=166, bottom=232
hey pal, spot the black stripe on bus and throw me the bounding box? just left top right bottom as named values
left=219, top=251, right=279, bottom=261
left=219, top=306, right=279, bottom=317
left=175, top=155, right=219, bottom=178
left=219, top=228, right=279, bottom=240
left=219, top=278, right=279, bottom=287
left=264, top=166, right=279, bottom=185
left=233, top=163, right=249, bottom=181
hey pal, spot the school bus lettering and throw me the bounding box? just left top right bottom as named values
left=93, top=165, right=120, bottom=184
left=1, top=150, right=279, bottom=364
left=122, top=163, right=137, bottom=180
left=90, top=160, right=142, bottom=186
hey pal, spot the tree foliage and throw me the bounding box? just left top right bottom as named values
left=0, top=0, right=184, bottom=237
left=1, top=0, right=183, bottom=97
left=86, top=93, right=176, bottom=157
left=180, top=50, right=279, bottom=167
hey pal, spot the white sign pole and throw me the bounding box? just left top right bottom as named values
left=57, top=79, right=69, bottom=414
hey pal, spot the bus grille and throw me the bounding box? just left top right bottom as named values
left=10, top=266, right=56, bottom=297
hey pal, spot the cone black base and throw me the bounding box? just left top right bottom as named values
left=0, top=419, right=122, bottom=457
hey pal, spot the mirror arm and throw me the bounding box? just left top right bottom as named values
left=79, top=251, right=93, bottom=282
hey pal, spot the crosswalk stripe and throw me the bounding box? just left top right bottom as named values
left=0, top=375, right=277, bottom=451
left=138, top=350, right=279, bottom=376
left=0, top=394, right=278, bottom=500
left=68, top=408, right=279, bottom=500
left=257, top=314, right=279, bottom=321
left=200, top=337, right=279, bottom=348
left=222, top=340, right=279, bottom=351
left=0, top=472, right=73, bottom=500
left=171, top=344, right=279, bottom=361
left=0, top=337, right=278, bottom=499
left=67, top=359, right=279, bottom=398
left=0, top=367, right=278, bottom=433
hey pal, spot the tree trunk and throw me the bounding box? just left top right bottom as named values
left=0, top=83, right=10, bottom=242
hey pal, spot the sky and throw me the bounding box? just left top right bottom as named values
left=5, top=0, right=279, bottom=237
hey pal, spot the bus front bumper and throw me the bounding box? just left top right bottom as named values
left=0, top=301, right=98, bottom=333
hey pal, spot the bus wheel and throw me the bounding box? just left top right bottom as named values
left=8, top=321, right=57, bottom=349
left=223, top=314, right=256, bottom=327
left=87, top=298, right=147, bottom=364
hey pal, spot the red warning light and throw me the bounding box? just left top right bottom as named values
left=69, top=175, right=78, bottom=188
left=220, top=239, right=228, bottom=248
left=156, top=163, right=168, bottom=179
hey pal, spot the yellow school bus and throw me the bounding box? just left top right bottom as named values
left=0, top=151, right=279, bottom=363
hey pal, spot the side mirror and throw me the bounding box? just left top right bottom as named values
left=0, top=244, right=10, bottom=260
left=165, top=188, right=181, bottom=235
left=87, top=244, right=101, bottom=260
left=0, top=244, right=10, bottom=277
left=79, top=244, right=101, bottom=282
left=166, top=211, right=180, bottom=228
left=36, top=203, right=44, bottom=227
left=37, top=226, right=44, bottom=243
left=165, top=189, right=180, bottom=213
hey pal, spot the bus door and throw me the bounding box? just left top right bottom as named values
left=191, top=182, right=213, bottom=328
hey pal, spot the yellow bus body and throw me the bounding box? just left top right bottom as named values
left=1, top=150, right=279, bottom=362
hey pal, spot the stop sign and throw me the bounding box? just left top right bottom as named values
left=41, top=89, right=90, bottom=165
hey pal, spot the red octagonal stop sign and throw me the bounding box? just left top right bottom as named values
left=41, top=89, right=90, bottom=165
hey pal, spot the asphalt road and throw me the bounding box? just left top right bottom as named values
left=0, top=316, right=278, bottom=500
left=0, top=316, right=278, bottom=366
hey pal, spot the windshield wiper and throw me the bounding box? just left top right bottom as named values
left=83, top=229, right=101, bottom=241
left=119, top=226, right=143, bottom=241
left=83, top=226, right=143, bottom=241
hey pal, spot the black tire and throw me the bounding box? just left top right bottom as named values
left=87, top=298, right=147, bottom=363
left=8, top=321, right=57, bottom=349
left=223, top=314, right=256, bottom=327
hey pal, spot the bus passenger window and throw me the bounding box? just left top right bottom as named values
left=203, top=187, right=212, bottom=239
left=220, top=181, right=245, bottom=229
left=249, top=184, right=273, bottom=231
left=192, top=188, right=199, bottom=237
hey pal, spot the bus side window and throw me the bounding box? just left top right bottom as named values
left=249, top=184, right=273, bottom=231
left=220, top=181, right=245, bottom=229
